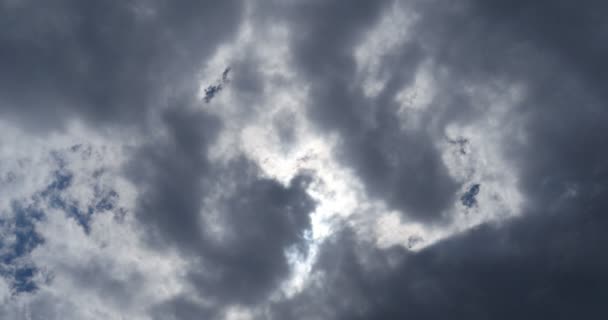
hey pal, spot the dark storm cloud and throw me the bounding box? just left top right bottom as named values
left=268, top=0, right=608, bottom=318
left=412, top=0, right=608, bottom=211
left=279, top=0, right=461, bottom=223
left=151, top=295, right=216, bottom=320
left=272, top=195, right=608, bottom=320
left=127, top=103, right=221, bottom=249
left=470, top=0, right=608, bottom=95
left=271, top=0, right=608, bottom=221
left=1, top=0, right=321, bottom=315
left=127, top=99, right=316, bottom=315
left=460, top=0, right=608, bottom=213
left=187, top=173, right=315, bottom=305
left=0, top=0, right=243, bottom=130
left=3, top=0, right=608, bottom=317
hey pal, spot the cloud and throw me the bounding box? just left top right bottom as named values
left=279, top=0, right=461, bottom=224
left=271, top=194, right=608, bottom=319
left=0, top=0, right=243, bottom=131
left=1, top=0, right=608, bottom=318
left=126, top=100, right=317, bottom=315
left=265, top=0, right=608, bottom=318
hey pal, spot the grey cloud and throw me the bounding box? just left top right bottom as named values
left=470, top=0, right=608, bottom=92
left=273, top=0, right=608, bottom=224
left=151, top=295, right=216, bottom=320
left=57, top=257, right=146, bottom=312
left=3, top=0, right=608, bottom=318
left=460, top=0, right=608, bottom=213
left=277, top=0, right=461, bottom=223
left=1, top=1, right=317, bottom=315
left=187, top=173, right=315, bottom=305
left=127, top=100, right=316, bottom=315
left=0, top=0, right=243, bottom=131
left=411, top=0, right=608, bottom=211
left=127, top=104, right=221, bottom=250
left=272, top=196, right=608, bottom=319
left=268, top=0, right=608, bottom=318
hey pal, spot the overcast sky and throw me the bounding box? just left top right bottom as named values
left=1, top=1, right=608, bottom=319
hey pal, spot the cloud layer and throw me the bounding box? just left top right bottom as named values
left=1, top=0, right=607, bottom=319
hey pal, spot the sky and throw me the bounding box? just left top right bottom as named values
left=1, top=0, right=607, bottom=319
